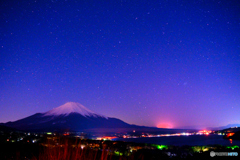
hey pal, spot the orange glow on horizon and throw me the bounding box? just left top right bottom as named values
left=157, top=123, right=173, bottom=129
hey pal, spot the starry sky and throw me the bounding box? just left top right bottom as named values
left=1, top=0, right=240, bottom=129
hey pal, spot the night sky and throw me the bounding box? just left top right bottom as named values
left=1, top=0, right=240, bottom=129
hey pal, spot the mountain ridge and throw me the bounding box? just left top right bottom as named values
left=2, top=102, right=195, bottom=134
left=3, top=102, right=135, bottom=132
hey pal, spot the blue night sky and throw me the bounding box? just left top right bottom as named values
left=1, top=0, right=240, bottom=129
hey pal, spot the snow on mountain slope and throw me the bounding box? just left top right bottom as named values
left=44, top=102, right=106, bottom=118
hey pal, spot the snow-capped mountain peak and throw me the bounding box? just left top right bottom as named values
left=44, top=102, right=96, bottom=117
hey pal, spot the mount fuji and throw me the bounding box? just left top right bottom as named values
left=3, top=102, right=137, bottom=132
left=2, top=102, right=192, bottom=133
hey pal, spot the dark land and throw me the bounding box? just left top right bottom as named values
left=1, top=125, right=240, bottom=160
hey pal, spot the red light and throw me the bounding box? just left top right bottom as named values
left=226, top=133, right=235, bottom=138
